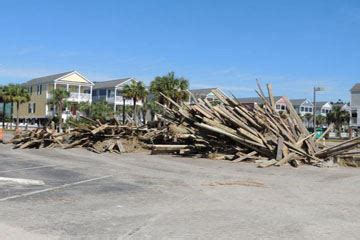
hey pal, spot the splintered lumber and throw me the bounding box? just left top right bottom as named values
left=153, top=81, right=360, bottom=167
left=315, top=137, right=360, bottom=158
left=91, top=124, right=109, bottom=135
left=117, top=140, right=126, bottom=153
left=232, top=151, right=257, bottom=162
left=258, top=159, right=277, bottom=168
left=9, top=119, right=141, bottom=154
left=276, top=137, right=284, bottom=160
left=10, top=82, right=360, bottom=168
left=275, top=152, right=298, bottom=166
left=150, top=144, right=190, bottom=154
left=315, top=123, right=334, bottom=142
left=151, top=144, right=189, bottom=151
left=267, top=83, right=275, bottom=111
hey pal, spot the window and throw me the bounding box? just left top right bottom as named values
left=28, top=103, right=36, bottom=113
left=276, top=105, right=280, bottom=110
left=99, top=89, right=106, bottom=96
left=28, top=86, right=33, bottom=94
left=206, top=97, right=215, bottom=102
left=301, top=107, right=304, bottom=112
left=304, top=107, right=308, bottom=112
left=281, top=105, right=286, bottom=110
left=36, top=85, right=42, bottom=95
left=309, top=107, right=312, bottom=113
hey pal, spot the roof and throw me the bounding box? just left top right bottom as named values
left=236, top=96, right=283, bottom=104
left=314, top=101, right=332, bottom=111
left=315, top=101, right=329, bottom=106
left=289, top=99, right=306, bottom=106
left=25, top=71, right=74, bottom=85
left=93, top=78, right=133, bottom=90
left=351, top=83, right=360, bottom=92
left=190, top=88, right=218, bottom=99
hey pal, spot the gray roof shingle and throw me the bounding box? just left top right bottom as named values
left=351, top=83, right=360, bottom=92
left=93, top=78, right=133, bottom=90
left=24, top=71, right=74, bottom=86
left=314, top=101, right=331, bottom=111
left=289, top=98, right=306, bottom=106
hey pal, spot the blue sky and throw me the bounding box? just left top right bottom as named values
left=0, top=0, right=360, bottom=101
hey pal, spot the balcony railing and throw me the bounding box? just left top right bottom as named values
left=103, top=96, right=138, bottom=105
left=47, top=92, right=91, bottom=102
left=68, top=93, right=91, bottom=102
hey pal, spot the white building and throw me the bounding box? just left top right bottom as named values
left=92, top=78, right=142, bottom=112
left=350, top=83, right=360, bottom=127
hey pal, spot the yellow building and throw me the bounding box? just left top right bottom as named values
left=14, top=71, right=94, bottom=123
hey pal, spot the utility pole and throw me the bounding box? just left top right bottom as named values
left=313, top=86, right=325, bottom=132
left=313, top=87, right=316, bottom=131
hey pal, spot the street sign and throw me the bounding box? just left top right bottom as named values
left=314, top=87, right=325, bottom=91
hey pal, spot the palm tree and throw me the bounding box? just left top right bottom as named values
left=5, top=84, right=30, bottom=129
left=89, top=100, right=113, bottom=122
left=326, top=106, right=350, bottom=132
left=0, top=86, right=6, bottom=129
left=121, top=80, right=148, bottom=123
left=316, top=115, right=327, bottom=127
left=0, top=86, right=13, bottom=129
left=79, top=102, right=91, bottom=117
left=150, top=72, right=189, bottom=107
left=51, top=88, right=70, bottom=132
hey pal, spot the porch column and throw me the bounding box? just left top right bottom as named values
left=113, top=87, right=117, bottom=113
left=78, top=85, right=81, bottom=103
left=53, top=83, right=57, bottom=118
left=90, top=85, right=93, bottom=104
left=65, top=84, right=70, bottom=111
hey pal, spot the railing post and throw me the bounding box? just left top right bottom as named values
left=78, top=85, right=81, bottom=103
left=114, top=87, right=117, bottom=113
left=90, top=85, right=93, bottom=104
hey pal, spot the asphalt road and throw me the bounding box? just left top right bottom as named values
left=0, top=144, right=359, bottom=240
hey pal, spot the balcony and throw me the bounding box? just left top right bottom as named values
left=47, top=92, right=91, bottom=102
left=93, top=95, right=140, bottom=105
left=68, top=93, right=91, bottom=102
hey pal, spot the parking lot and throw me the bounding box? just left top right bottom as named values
left=0, top=144, right=360, bottom=239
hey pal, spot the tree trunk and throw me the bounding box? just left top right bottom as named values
left=133, top=98, right=137, bottom=123
left=142, top=109, right=146, bottom=124
left=58, top=103, right=63, bottom=133
left=122, top=98, right=126, bottom=124
left=142, top=98, right=147, bottom=124
left=10, top=102, right=13, bottom=129
left=16, top=102, right=20, bottom=130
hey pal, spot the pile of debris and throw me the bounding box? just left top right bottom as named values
left=10, top=117, right=142, bottom=153
left=149, top=83, right=360, bottom=167
left=8, top=83, right=360, bottom=168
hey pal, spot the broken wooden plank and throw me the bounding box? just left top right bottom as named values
left=232, top=151, right=257, bottom=162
